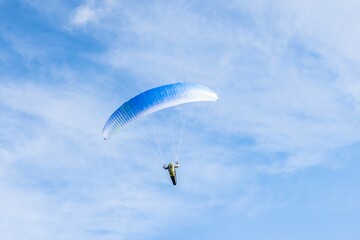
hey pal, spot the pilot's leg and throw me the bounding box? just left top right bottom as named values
left=170, top=175, right=177, bottom=185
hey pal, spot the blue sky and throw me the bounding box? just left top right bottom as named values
left=1, top=1, right=360, bottom=239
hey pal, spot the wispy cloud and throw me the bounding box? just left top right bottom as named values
left=68, top=0, right=116, bottom=27
left=2, top=1, right=360, bottom=239
left=71, top=5, right=98, bottom=26
left=75, top=1, right=360, bottom=172
left=0, top=81, right=182, bottom=239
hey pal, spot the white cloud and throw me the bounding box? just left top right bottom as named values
left=69, top=0, right=116, bottom=27
left=15, top=0, right=360, bottom=204
left=0, top=80, right=246, bottom=239
left=70, top=5, right=98, bottom=26
left=0, top=182, right=50, bottom=240
left=3, top=1, right=360, bottom=238
left=81, top=1, right=360, bottom=173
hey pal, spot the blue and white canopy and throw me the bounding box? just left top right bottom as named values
left=102, top=82, right=218, bottom=140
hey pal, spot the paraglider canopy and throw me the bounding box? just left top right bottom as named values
left=102, top=82, right=218, bottom=140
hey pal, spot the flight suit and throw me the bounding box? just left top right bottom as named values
left=163, top=162, right=179, bottom=185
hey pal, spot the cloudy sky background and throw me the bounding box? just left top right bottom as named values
left=1, top=1, right=360, bottom=239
